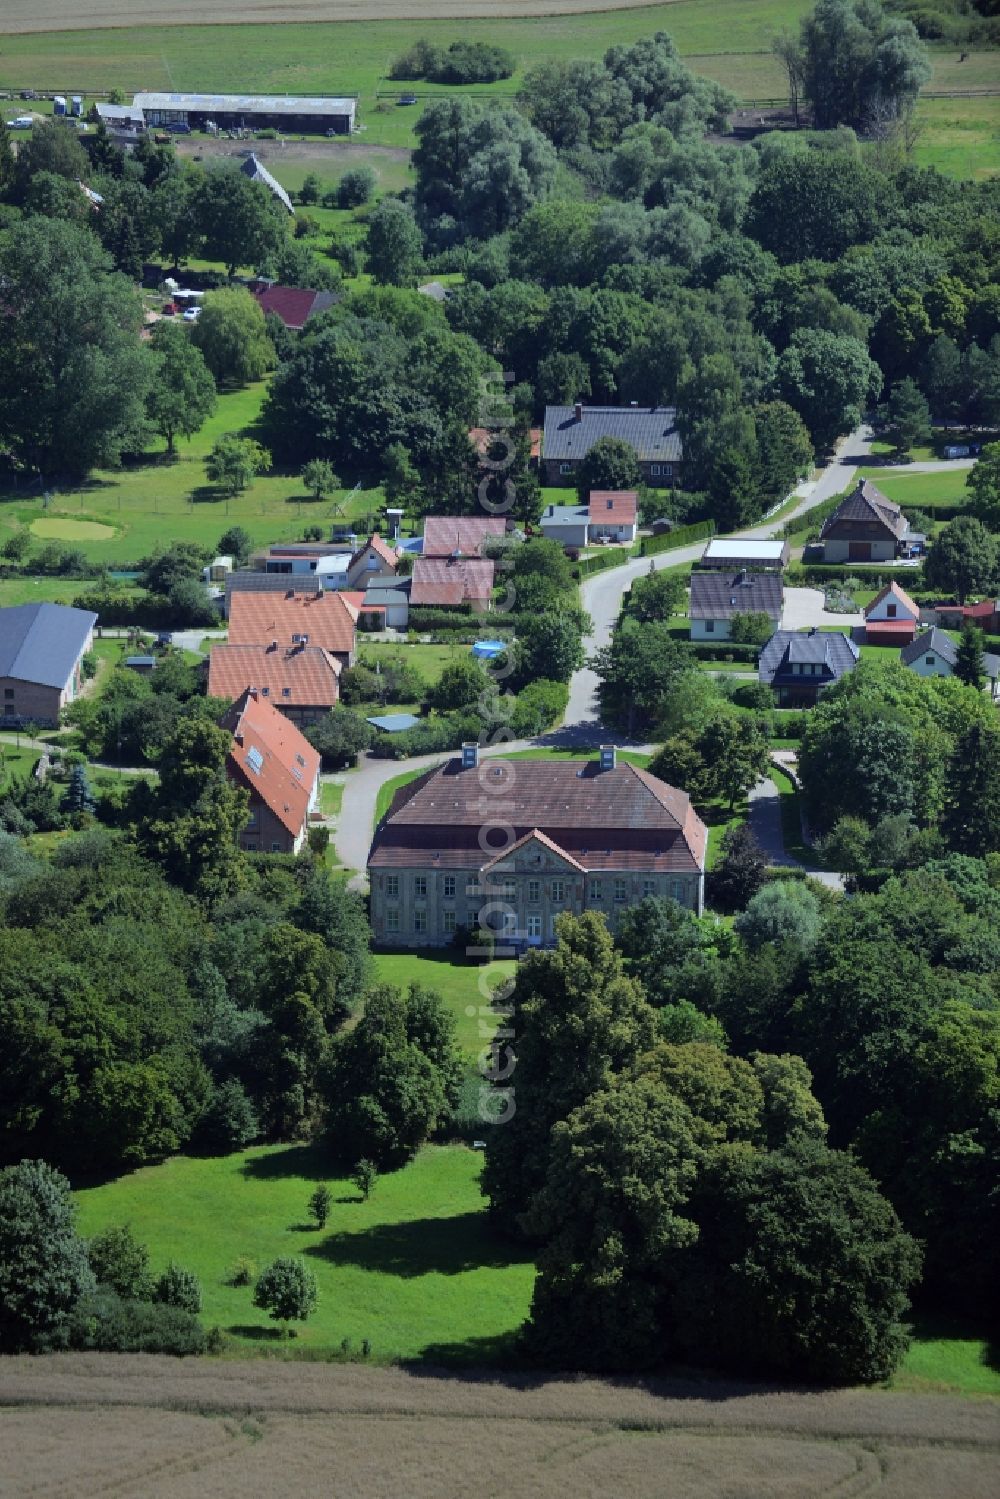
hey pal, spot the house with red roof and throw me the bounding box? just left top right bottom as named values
left=368, top=742, right=706, bottom=947
left=924, top=598, right=1000, bottom=632
left=248, top=281, right=338, bottom=330
left=227, top=590, right=358, bottom=668
left=208, top=643, right=340, bottom=727
left=588, top=490, right=638, bottom=543
left=421, top=515, right=506, bottom=557
left=220, top=688, right=321, bottom=854
left=863, top=581, right=920, bottom=644
left=410, top=556, right=495, bottom=611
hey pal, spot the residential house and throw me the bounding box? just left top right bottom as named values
left=588, top=491, right=638, bottom=544
left=410, top=556, right=495, bottom=612
left=901, top=628, right=1000, bottom=685
left=538, top=502, right=590, bottom=549
left=700, top=538, right=789, bottom=571
left=208, top=642, right=341, bottom=726
left=421, top=515, right=507, bottom=557
left=819, top=479, right=914, bottom=562
left=689, top=570, right=783, bottom=642
left=541, top=403, right=682, bottom=487
left=225, top=570, right=325, bottom=613
left=0, top=603, right=97, bottom=727
left=248, top=281, right=338, bottom=329
left=220, top=688, right=321, bottom=854
left=227, top=590, right=358, bottom=669
left=368, top=743, right=707, bottom=948
left=759, top=628, right=860, bottom=706
left=362, top=577, right=411, bottom=630
left=348, top=533, right=400, bottom=586
left=224, top=535, right=397, bottom=614
left=863, top=581, right=920, bottom=644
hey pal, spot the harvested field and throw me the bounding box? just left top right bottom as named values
left=0, top=1357, right=998, bottom=1499
left=0, top=0, right=678, bottom=30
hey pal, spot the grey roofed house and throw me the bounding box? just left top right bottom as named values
left=239, top=153, right=294, bottom=215
left=900, top=627, right=959, bottom=670
left=758, top=627, right=860, bottom=704
left=688, top=570, right=783, bottom=621
left=542, top=404, right=682, bottom=483
left=0, top=603, right=97, bottom=689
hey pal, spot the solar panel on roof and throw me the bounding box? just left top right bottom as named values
left=246, top=746, right=264, bottom=774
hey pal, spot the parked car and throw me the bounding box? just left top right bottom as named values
left=398, top=93, right=418, bottom=105
left=182, top=306, right=201, bottom=322
left=164, top=122, right=191, bottom=134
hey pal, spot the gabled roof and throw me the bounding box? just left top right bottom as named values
left=481, top=828, right=588, bottom=875
left=588, top=490, right=638, bottom=525
left=207, top=643, right=341, bottom=708
left=355, top=533, right=399, bottom=569
left=900, top=628, right=958, bottom=668
left=0, top=603, right=96, bottom=689
left=239, top=153, right=295, bottom=214
left=543, top=405, right=682, bottom=464
left=689, top=570, right=783, bottom=621
left=863, top=580, right=920, bottom=620
left=250, top=282, right=337, bottom=329
left=228, top=590, right=357, bottom=656
left=820, top=479, right=907, bottom=540
left=369, top=757, right=706, bottom=874
left=759, top=629, right=860, bottom=684
left=220, top=688, right=320, bottom=837
left=410, top=556, right=495, bottom=606
left=421, top=516, right=506, bottom=557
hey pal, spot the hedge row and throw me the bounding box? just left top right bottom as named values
left=784, top=563, right=926, bottom=590
left=639, top=519, right=715, bottom=557
left=574, top=547, right=638, bottom=580
left=690, top=641, right=761, bottom=664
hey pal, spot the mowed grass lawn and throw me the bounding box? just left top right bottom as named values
left=0, top=382, right=386, bottom=569
left=373, top=949, right=515, bottom=1059
left=75, top=1142, right=535, bottom=1363
left=854, top=467, right=974, bottom=511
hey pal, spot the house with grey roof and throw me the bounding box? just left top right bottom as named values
left=689, top=570, right=783, bottom=642
left=542, top=403, right=682, bottom=487
left=538, top=502, right=590, bottom=549
left=901, top=627, right=1000, bottom=685
left=758, top=628, right=859, bottom=706
left=819, top=479, right=915, bottom=563
left=0, top=603, right=97, bottom=726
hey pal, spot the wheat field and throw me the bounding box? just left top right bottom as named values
left=0, top=1355, right=998, bottom=1498
left=0, top=0, right=671, bottom=34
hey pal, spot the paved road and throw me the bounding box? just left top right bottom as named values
left=564, top=425, right=876, bottom=729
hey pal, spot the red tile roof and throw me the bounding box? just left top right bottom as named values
left=355, top=533, right=398, bottom=569
left=410, top=556, right=495, bottom=606
left=220, top=688, right=320, bottom=838
left=208, top=643, right=341, bottom=709
left=369, top=757, right=706, bottom=874
left=421, top=515, right=506, bottom=557
left=249, top=283, right=336, bottom=330
left=589, top=490, right=638, bottom=525
left=228, top=590, right=357, bottom=656
left=863, top=580, right=920, bottom=620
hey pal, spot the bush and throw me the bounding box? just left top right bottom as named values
left=390, top=39, right=514, bottom=84
left=87, top=1224, right=153, bottom=1300
left=368, top=710, right=481, bottom=760
left=67, top=1291, right=206, bottom=1355
left=154, top=1263, right=202, bottom=1315
left=229, top=1256, right=256, bottom=1287
left=730, top=681, right=774, bottom=712
left=508, top=679, right=569, bottom=736
left=337, top=166, right=377, bottom=208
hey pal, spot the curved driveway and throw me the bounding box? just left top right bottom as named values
left=334, top=427, right=880, bottom=873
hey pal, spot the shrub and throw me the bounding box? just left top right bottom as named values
left=228, top=1256, right=256, bottom=1287
left=337, top=166, right=377, bottom=208
left=253, top=1258, right=318, bottom=1329
left=87, top=1225, right=153, bottom=1300
left=67, top=1291, right=206, bottom=1355
left=154, top=1263, right=203, bottom=1315
left=352, top=1159, right=377, bottom=1201
left=309, top=1183, right=332, bottom=1229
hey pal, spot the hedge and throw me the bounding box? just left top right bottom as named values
left=639, top=519, right=715, bottom=557
left=574, top=547, right=638, bottom=580
left=784, top=563, right=926, bottom=590
left=689, top=641, right=761, bottom=664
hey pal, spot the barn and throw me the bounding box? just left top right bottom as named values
left=132, top=92, right=357, bottom=135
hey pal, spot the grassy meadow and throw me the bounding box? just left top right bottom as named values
left=0, top=1, right=997, bottom=173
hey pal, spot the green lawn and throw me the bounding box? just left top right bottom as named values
left=0, top=383, right=385, bottom=569
left=893, top=1318, right=1000, bottom=1397
left=373, top=949, right=516, bottom=1060
left=703, top=797, right=749, bottom=870
left=374, top=763, right=432, bottom=825
left=75, top=1142, right=534, bottom=1363
left=359, top=640, right=468, bottom=683
left=319, top=780, right=343, bottom=817
left=854, top=468, right=974, bottom=511
left=0, top=739, right=41, bottom=791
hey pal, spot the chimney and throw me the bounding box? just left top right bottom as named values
left=461, top=742, right=479, bottom=771
left=599, top=744, right=616, bottom=772
left=268, top=639, right=278, bottom=652
left=574, top=401, right=583, bottom=422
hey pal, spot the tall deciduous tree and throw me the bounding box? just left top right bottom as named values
left=884, top=376, right=931, bottom=459
left=365, top=198, right=423, bottom=286
left=924, top=516, right=998, bottom=604
left=0, top=217, right=154, bottom=480
left=205, top=436, right=271, bottom=497
left=0, top=1160, right=95, bottom=1352
left=798, top=0, right=931, bottom=132
left=966, top=441, right=1000, bottom=532
left=147, top=321, right=217, bottom=454
left=134, top=719, right=248, bottom=900
left=190, top=288, right=274, bottom=386
left=193, top=166, right=285, bottom=277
